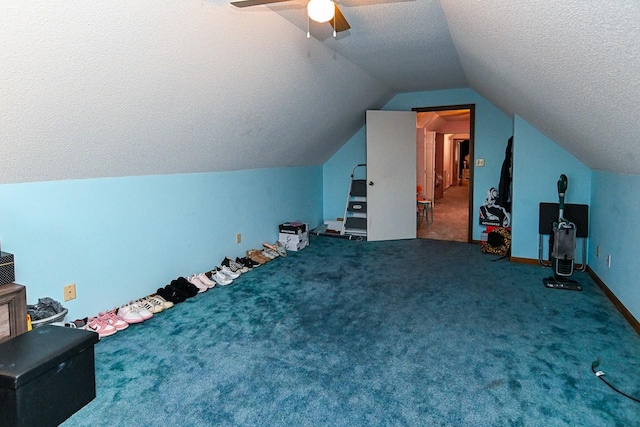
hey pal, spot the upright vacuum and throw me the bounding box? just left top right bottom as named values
left=543, top=174, right=582, bottom=291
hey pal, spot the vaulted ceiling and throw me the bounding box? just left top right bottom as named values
left=1, top=0, right=638, bottom=183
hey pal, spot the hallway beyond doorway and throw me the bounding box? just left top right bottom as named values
left=418, top=182, right=469, bottom=242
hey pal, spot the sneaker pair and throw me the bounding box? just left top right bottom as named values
left=117, top=301, right=153, bottom=324
left=217, top=264, right=241, bottom=279
left=134, top=298, right=163, bottom=314
left=211, top=268, right=234, bottom=285
left=98, top=309, right=129, bottom=331
left=66, top=317, right=111, bottom=338
left=84, top=316, right=118, bottom=338
left=236, top=256, right=257, bottom=270
left=136, top=297, right=163, bottom=314
left=186, top=274, right=209, bottom=293
left=232, top=257, right=250, bottom=273
left=191, top=273, right=217, bottom=289
left=221, top=257, right=246, bottom=274
left=144, top=294, right=174, bottom=311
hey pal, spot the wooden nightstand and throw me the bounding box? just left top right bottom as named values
left=0, top=283, right=27, bottom=343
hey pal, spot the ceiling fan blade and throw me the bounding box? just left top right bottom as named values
left=231, top=0, right=292, bottom=8
left=330, top=4, right=351, bottom=32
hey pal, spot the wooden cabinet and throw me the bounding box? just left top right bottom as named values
left=0, top=283, right=27, bottom=343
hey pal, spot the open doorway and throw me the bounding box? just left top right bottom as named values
left=413, top=105, right=474, bottom=243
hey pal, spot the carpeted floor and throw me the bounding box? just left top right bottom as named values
left=418, top=183, right=469, bottom=242
left=63, top=237, right=640, bottom=426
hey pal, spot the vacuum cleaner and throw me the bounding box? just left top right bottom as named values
left=543, top=174, right=581, bottom=291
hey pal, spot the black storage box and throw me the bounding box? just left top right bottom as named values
left=0, top=251, right=15, bottom=286
left=278, top=222, right=308, bottom=235
left=0, top=325, right=99, bottom=427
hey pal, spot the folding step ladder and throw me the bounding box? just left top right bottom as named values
left=341, top=164, right=367, bottom=238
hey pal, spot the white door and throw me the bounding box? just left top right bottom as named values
left=417, top=128, right=426, bottom=196
left=366, top=110, right=417, bottom=241
left=425, top=131, right=435, bottom=201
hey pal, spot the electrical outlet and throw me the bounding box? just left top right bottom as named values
left=606, top=255, right=611, bottom=268
left=236, top=233, right=242, bottom=244
left=63, top=283, right=76, bottom=301
left=475, top=158, right=485, bottom=167
left=596, top=246, right=600, bottom=257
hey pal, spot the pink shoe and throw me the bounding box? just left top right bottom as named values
left=98, top=309, right=129, bottom=331
left=84, top=317, right=117, bottom=338
left=196, top=273, right=217, bottom=289
left=187, top=274, right=208, bottom=293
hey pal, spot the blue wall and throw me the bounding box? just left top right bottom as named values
left=324, top=107, right=640, bottom=325
left=590, top=171, right=640, bottom=322
left=324, top=127, right=367, bottom=222
left=0, top=166, right=323, bottom=320
left=323, top=88, right=513, bottom=240
left=511, top=115, right=592, bottom=260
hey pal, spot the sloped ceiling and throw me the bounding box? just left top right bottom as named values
left=267, top=0, right=467, bottom=91
left=439, top=0, right=640, bottom=174
left=1, top=0, right=638, bottom=183
left=0, top=0, right=394, bottom=183
left=416, top=110, right=470, bottom=130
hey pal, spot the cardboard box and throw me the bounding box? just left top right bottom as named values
left=0, top=252, right=15, bottom=286
left=0, top=325, right=99, bottom=427
left=279, top=232, right=309, bottom=251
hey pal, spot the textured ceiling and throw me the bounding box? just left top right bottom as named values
left=417, top=110, right=470, bottom=130
left=440, top=0, right=640, bottom=174
left=268, top=0, right=467, bottom=91
left=1, top=0, right=639, bottom=183
left=0, top=0, right=392, bottom=183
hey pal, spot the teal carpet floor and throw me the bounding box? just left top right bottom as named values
left=63, top=237, right=640, bottom=426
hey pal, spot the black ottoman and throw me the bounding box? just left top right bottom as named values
left=0, top=325, right=99, bottom=427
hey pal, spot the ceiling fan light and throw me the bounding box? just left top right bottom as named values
left=307, top=0, right=335, bottom=23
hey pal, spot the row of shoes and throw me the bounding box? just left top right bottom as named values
left=66, top=294, right=175, bottom=338
left=246, top=242, right=286, bottom=264
left=70, top=242, right=287, bottom=338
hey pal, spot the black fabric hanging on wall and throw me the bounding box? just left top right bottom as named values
left=497, top=136, right=513, bottom=212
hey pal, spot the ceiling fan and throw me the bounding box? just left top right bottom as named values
left=230, top=0, right=351, bottom=37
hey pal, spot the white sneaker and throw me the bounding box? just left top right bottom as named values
left=147, top=294, right=174, bottom=310
left=219, top=265, right=240, bottom=279
left=118, top=302, right=151, bottom=323
left=197, top=273, right=217, bottom=288
left=117, top=305, right=145, bottom=324
left=221, top=257, right=243, bottom=274
left=225, top=257, right=248, bottom=273
left=139, top=297, right=164, bottom=314
left=134, top=299, right=160, bottom=315
left=187, top=274, right=208, bottom=293
left=212, top=268, right=233, bottom=285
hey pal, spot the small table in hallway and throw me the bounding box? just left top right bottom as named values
left=417, top=199, right=434, bottom=226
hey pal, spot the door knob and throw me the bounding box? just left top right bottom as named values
left=368, top=181, right=374, bottom=186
